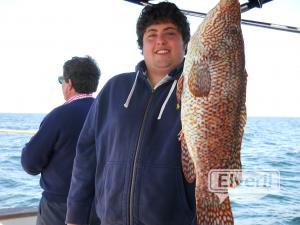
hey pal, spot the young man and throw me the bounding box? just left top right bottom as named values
left=66, top=3, right=196, bottom=225
left=21, top=56, right=101, bottom=225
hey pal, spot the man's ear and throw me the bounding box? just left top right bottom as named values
left=184, top=43, right=188, bottom=55
left=66, top=79, right=73, bottom=91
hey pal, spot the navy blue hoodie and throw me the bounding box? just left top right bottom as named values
left=67, top=61, right=196, bottom=225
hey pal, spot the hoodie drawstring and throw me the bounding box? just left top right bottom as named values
left=157, top=79, right=177, bottom=120
left=124, top=72, right=178, bottom=121
left=124, top=71, right=139, bottom=108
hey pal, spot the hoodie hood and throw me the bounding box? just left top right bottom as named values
left=125, top=60, right=184, bottom=120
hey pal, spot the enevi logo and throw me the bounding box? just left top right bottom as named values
left=208, top=169, right=280, bottom=203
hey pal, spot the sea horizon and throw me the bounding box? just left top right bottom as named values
left=1, top=112, right=300, bottom=118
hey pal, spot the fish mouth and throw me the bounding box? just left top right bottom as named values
left=155, top=49, right=170, bottom=55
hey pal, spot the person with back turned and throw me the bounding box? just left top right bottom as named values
left=66, top=3, right=196, bottom=225
left=21, top=56, right=101, bottom=225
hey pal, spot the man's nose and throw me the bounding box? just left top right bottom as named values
left=156, top=33, right=167, bottom=45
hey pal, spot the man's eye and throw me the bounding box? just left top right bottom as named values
left=166, top=32, right=176, bottom=36
left=147, top=34, right=156, bottom=38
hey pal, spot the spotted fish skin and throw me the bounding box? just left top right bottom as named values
left=177, top=0, right=247, bottom=224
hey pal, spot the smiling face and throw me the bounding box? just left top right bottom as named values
left=142, top=22, right=186, bottom=84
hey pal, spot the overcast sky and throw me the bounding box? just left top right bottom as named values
left=0, top=0, right=299, bottom=117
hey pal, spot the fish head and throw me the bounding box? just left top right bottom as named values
left=195, top=0, right=243, bottom=59
left=183, top=0, right=245, bottom=97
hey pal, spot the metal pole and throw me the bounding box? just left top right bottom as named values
left=137, top=1, right=300, bottom=34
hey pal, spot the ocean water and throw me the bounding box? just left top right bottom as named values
left=0, top=113, right=44, bottom=209
left=0, top=113, right=299, bottom=224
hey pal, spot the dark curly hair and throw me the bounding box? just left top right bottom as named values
left=63, top=56, right=100, bottom=94
left=136, top=2, right=190, bottom=51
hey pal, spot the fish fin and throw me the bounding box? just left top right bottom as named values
left=179, top=131, right=195, bottom=183
left=239, top=70, right=248, bottom=131
left=236, top=71, right=247, bottom=185
left=176, top=75, right=184, bottom=109
left=230, top=70, right=247, bottom=186
left=195, top=186, right=234, bottom=225
left=188, top=59, right=211, bottom=97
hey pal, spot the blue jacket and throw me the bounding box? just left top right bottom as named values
left=67, top=61, right=196, bottom=225
left=21, top=97, right=94, bottom=202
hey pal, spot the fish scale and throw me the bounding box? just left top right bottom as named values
left=177, top=0, right=247, bottom=224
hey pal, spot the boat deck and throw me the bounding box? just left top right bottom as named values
left=0, top=207, right=37, bottom=225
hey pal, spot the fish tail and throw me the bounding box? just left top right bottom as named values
left=195, top=187, right=234, bottom=225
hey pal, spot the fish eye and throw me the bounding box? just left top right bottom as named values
left=229, top=25, right=239, bottom=35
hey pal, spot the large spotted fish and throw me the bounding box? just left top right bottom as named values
left=177, top=0, right=247, bottom=224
